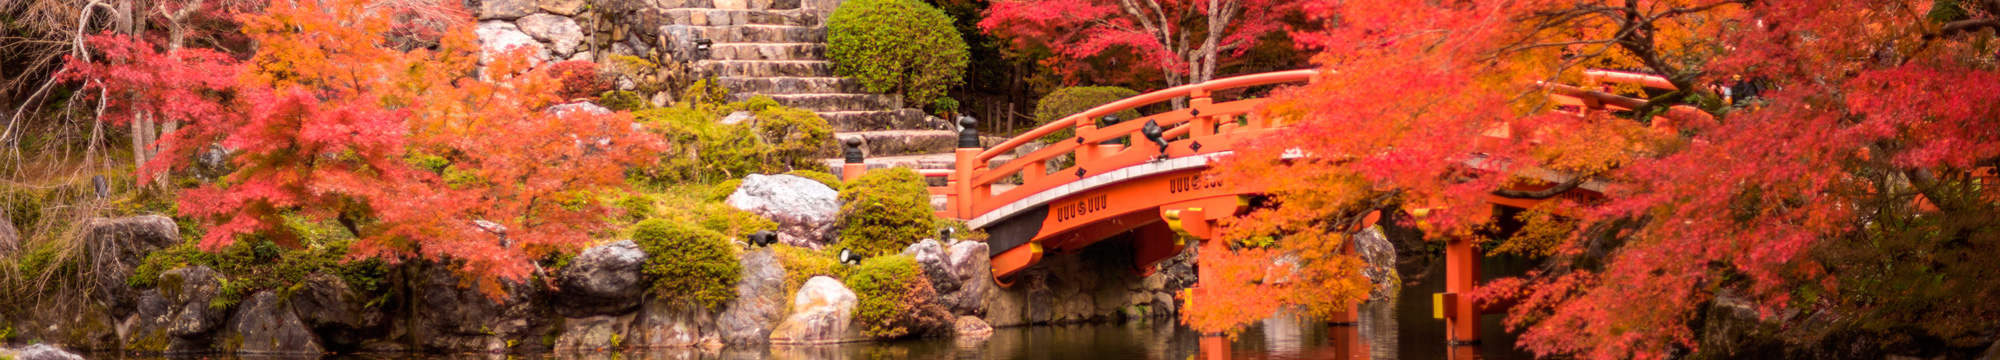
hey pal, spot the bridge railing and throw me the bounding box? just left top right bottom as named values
left=940, top=69, right=1322, bottom=221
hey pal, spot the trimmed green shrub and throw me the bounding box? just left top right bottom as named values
left=826, top=0, right=968, bottom=108
left=632, top=219, right=742, bottom=310
left=848, top=255, right=951, bottom=338
left=836, top=168, right=936, bottom=257
left=708, top=179, right=744, bottom=202
left=1033, top=86, right=1143, bottom=142
left=634, top=96, right=833, bottom=183
left=769, top=244, right=850, bottom=304
left=618, top=193, right=655, bottom=221
left=931, top=97, right=960, bottom=115
left=784, top=170, right=843, bottom=191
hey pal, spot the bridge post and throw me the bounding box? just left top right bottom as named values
left=840, top=137, right=866, bottom=182
left=1189, top=88, right=1213, bottom=137
left=955, top=116, right=981, bottom=218
left=1443, top=235, right=1482, bottom=345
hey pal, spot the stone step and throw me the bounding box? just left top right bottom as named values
left=667, top=24, right=824, bottom=43
left=716, top=76, right=857, bottom=94
left=829, top=130, right=960, bottom=158
left=706, top=43, right=826, bottom=61
left=733, top=93, right=902, bottom=112
left=816, top=109, right=945, bottom=132
left=657, top=9, right=820, bottom=27
left=698, top=60, right=833, bottom=77
left=647, top=0, right=802, bottom=11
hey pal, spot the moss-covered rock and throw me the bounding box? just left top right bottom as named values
left=847, top=255, right=951, bottom=339
left=633, top=96, right=833, bottom=183
left=836, top=168, right=937, bottom=258
left=784, top=170, right=843, bottom=192
left=632, top=219, right=742, bottom=310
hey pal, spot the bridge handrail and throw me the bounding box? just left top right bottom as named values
left=975, top=69, right=1322, bottom=163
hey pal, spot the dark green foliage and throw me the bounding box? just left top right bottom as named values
left=931, top=97, right=960, bottom=115
left=599, top=90, right=652, bottom=111
left=1033, top=86, right=1142, bottom=142
left=128, top=215, right=388, bottom=308
left=633, top=96, right=833, bottom=184
left=631, top=219, right=742, bottom=310
left=836, top=168, right=936, bottom=257
left=784, top=170, right=843, bottom=191
left=848, top=255, right=951, bottom=338
left=826, top=0, right=968, bottom=108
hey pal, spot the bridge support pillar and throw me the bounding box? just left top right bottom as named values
left=1440, top=235, right=1482, bottom=345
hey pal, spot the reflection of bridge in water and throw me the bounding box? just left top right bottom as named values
left=834, top=68, right=1851, bottom=352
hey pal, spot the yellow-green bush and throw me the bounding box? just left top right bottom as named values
left=1033, top=86, right=1143, bottom=142
left=695, top=203, right=777, bottom=240
left=826, top=0, right=967, bottom=108
left=618, top=193, right=655, bottom=221
left=708, top=179, right=744, bottom=202
left=769, top=244, right=849, bottom=302
left=848, top=255, right=951, bottom=338
left=784, top=170, right=843, bottom=191
left=632, top=219, right=741, bottom=309
left=633, top=96, right=833, bottom=183
left=836, top=168, right=936, bottom=257
left=598, top=90, right=651, bottom=111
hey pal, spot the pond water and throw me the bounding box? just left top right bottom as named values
left=83, top=257, right=1540, bottom=360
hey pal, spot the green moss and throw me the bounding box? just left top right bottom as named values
left=618, top=193, right=656, bottom=221
left=695, top=204, right=776, bottom=240
left=836, top=168, right=937, bottom=257
left=848, top=255, right=949, bottom=338
left=784, top=170, right=843, bottom=191
left=1033, top=86, right=1143, bottom=142
left=826, top=0, right=968, bottom=108
left=631, top=219, right=742, bottom=310
left=599, top=90, right=651, bottom=112
left=770, top=244, right=850, bottom=303
left=708, top=179, right=744, bottom=202
left=631, top=96, right=833, bottom=183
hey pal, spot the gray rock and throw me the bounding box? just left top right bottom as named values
left=539, top=0, right=586, bottom=15
left=943, top=241, right=992, bottom=315
left=719, top=111, right=755, bottom=125
left=474, top=0, right=536, bottom=20
left=8, top=344, right=84, bottom=360
left=223, top=291, right=323, bottom=355
left=725, top=174, right=839, bottom=247
left=1353, top=227, right=1400, bottom=301
left=716, top=249, right=786, bottom=345
left=650, top=91, right=671, bottom=107
left=628, top=297, right=720, bottom=348
left=415, top=262, right=554, bottom=353
left=952, top=315, right=992, bottom=338
left=0, top=217, right=17, bottom=256
left=548, top=101, right=612, bottom=116
left=768, top=276, right=861, bottom=345
left=291, top=272, right=382, bottom=350
left=516, top=14, right=585, bottom=56
left=83, top=215, right=179, bottom=317
left=901, top=239, right=958, bottom=295
left=125, top=265, right=226, bottom=352
left=567, top=51, right=594, bottom=62
left=556, top=240, right=647, bottom=316
left=475, top=21, right=548, bottom=64
left=554, top=314, right=632, bottom=351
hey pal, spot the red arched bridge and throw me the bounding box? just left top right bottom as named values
left=834, top=69, right=1996, bottom=346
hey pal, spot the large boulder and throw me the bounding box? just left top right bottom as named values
left=556, top=240, right=648, bottom=317
left=222, top=291, right=323, bottom=356
left=626, top=297, right=720, bottom=348
left=4, top=344, right=84, bottom=360
left=767, top=276, right=862, bottom=345
left=724, top=174, right=839, bottom=247
left=952, top=315, right=992, bottom=338
left=901, top=239, right=958, bottom=295
left=515, top=14, right=584, bottom=56
left=123, top=266, right=227, bottom=353
left=83, top=215, right=179, bottom=316
left=553, top=314, right=634, bottom=352
left=290, top=272, right=383, bottom=351
left=1353, top=227, right=1400, bottom=301
left=715, top=249, right=787, bottom=345
left=472, top=0, right=536, bottom=20
left=474, top=21, right=549, bottom=65
left=943, top=241, right=992, bottom=315
left=414, top=262, right=555, bottom=353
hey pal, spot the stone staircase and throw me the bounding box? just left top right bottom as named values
left=666, top=5, right=939, bottom=134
